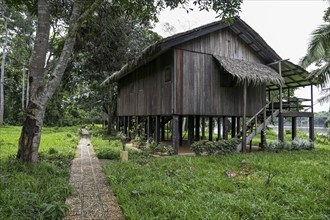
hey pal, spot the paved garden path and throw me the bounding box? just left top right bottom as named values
left=64, top=129, right=124, bottom=220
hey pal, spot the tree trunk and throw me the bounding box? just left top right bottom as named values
left=22, top=64, right=26, bottom=110
left=17, top=0, right=51, bottom=162
left=0, top=15, right=8, bottom=125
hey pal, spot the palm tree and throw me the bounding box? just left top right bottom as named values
left=300, top=6, right=330, bottom=104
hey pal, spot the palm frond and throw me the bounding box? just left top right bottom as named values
left=300, top=24, right=330, bottom=68
left=318, top=87, right=330, bottom=104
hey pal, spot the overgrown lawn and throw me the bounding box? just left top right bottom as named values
left=95, top=135, right=330, bottom=219
left=0, top=126, right=79, bottom=220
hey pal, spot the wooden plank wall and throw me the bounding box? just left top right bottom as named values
left=177, top=27, right=264, bottom=63
left=175, top=27, right=266, bottom=116
left=117, top=50, right=173, bottom=116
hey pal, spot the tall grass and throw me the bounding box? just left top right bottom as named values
left=0, top=126, right=79, bottom=220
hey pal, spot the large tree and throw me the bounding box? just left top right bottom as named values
left=7, top=0, right=242, bottom=163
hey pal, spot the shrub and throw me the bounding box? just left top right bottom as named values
left=291, top=138, right=314, bottom=151
left=191, top=139, right=238, bottom=156
left=264, top=140, right=288, bottom=152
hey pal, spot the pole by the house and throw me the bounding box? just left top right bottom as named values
left=201, top=117, right=205, bottom=140
left=292, top=117, right=297, bottom=140
left=179, top=116, right=183, bottom=146
left=209, top=117, right=213, bottom=141
left=278, top=61, right=285, bottom=142
left=172, top=115, right=180, bottom=155
left=195, top=115, right=200, bottom=141
left=231, top=117, right=236, bottom=138
left=217, top=117, right=221, bottom=141
left=188, top=115, right=194, bottom=146
left=147, top=116, right=152, bottom=139
left=242, top=82, right=247, bottom=152
left=155, top=115, right=160, bottom=143
left=223, top=116, right=228, bottom=140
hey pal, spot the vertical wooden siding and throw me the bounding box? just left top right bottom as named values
left=117, top=51, right=173, bottom=116
left=177, top=27, right=264, bottom=64
left=175, top=49, right=266, bottom=116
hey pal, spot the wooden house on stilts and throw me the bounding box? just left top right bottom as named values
left=104, top=17, right=315, bottom=154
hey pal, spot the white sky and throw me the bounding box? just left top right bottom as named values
left=153, top=0, right=329, bottom=112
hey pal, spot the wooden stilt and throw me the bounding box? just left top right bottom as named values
left=242, top=82, right=247, bottom=152
left=278, top=115, right=284, bottom=142
left=209, top=117, right=213, bottom=141
left=201, top=117, right=205, bottom=140
left=292, top=117, right=297, bottom=141
left=128, top=116, right=132, bottom=140
left=236, top=117, right=240, bottom=135
left=172, top=115, right=180, bottom=155
left=123, top=116, right=128, bottom=136
left=137, top=116, right=141, bottom=136
left=231, top=117, right=236, bottom=138
left=195, top=116, right=200, bottom=141
left=309, top=116, right=314, bottom=142
left=179, top=116, right=183, bottom=146
left=223, top=116, right=228, bottom=140
left=188, top=115, right=194, bottom=146
left=155, top=115, right=160, bottom=143
left=260, top=130, right=266, bottom=149
left=147, top=116, right=152, bottom=139
left=217, top=117, right=221, bottom=141
left=116, top=117, right=120, bottom=132
left=161, top=117, right=165, bottom=141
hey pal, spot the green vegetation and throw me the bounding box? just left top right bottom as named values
left=0, top=126, right=79, bottom=219
left=93, top=133, right=330, bottom=219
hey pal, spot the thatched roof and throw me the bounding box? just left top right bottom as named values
left=213, top=55, right=284, bottom=86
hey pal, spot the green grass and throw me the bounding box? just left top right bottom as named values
left=94, top=135, right=330, bottom=219
left=0, top=126, right=79, bottom=220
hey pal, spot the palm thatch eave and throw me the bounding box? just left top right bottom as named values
left=213, top=55, right=285, bottom=86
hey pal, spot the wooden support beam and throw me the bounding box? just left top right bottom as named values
left=217, top=117, right=221, bottom=141
left=292, top=117, right=297, bottom=141
left=147, top=116, right=152, bottom=139
left=278, top=114, right=284, bottom=142
left=172, top=115, right=180, bottom=155
left=123, top=116, right=128, bottom=136
left=161, top=117, right=165, bottom=141
left=209, top=117, right=213, bottom=141
left=188, top=115, right=194, bottom=146
left=231, top=117, right=236, bottom=138
left=116, top=117, right=120, bottom=132
left=179, top=116, right=183, bottom=146
left=311, top=85, right=314, bottom=113
left=195, top=116, right=200, bottom=141
left=128, top=116, right=132, bottom=140
left=279, top=61, right=283, bottom=113
left=223, top=116, right=228, bottom=140
left=260, top=130, right=266, bottom=148
left=236, top=117, right=240, bottom=135
left=242, top=82, right=247, bottom=152
left=309, top=116, right=314, bottom=142
left=155, top=115, right=161, bottom=144
left=201, top=117, right=205, bottom=140
left=137, top=116, right=141, bottom=136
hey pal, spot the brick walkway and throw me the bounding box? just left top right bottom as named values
left=64, top=130, right=124, bottom=220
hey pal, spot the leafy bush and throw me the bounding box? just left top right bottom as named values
left=191, top=139, right=238, bottom=156
left=264, top=140, right=288, bottom=152
left=265, top=138, right=314, bottom=152
left=291, top=138, right=314, bottom=151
